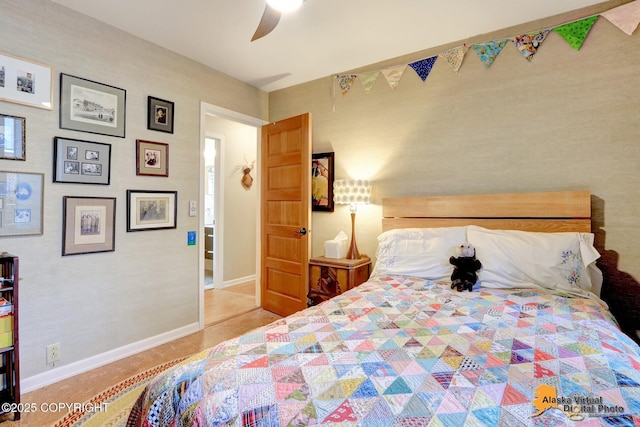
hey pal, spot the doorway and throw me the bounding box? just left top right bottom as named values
left=199, top=102, right=265, bottom=328
left=203, top=136, right=219, bottom=290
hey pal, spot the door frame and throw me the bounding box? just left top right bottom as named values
left=199, top=102, right=266, bottom=329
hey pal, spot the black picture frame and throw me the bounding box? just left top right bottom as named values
left=62, top=196, right=116, bottom=256
left=312, top=152, right=334, bottom=212
left=59, top=73, right=126, bottom=138
left=126, top=190, right=177, bottom=231
left=147, top=96, right=174, bottom=134
left=53, top=137, right=112, bottom=185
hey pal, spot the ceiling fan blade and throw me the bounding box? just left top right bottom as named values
left=251, top=4, right=281, bottom=41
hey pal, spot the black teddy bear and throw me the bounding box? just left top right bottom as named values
left=449, top=242, right=482, bottom=292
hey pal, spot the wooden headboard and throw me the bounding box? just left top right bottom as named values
left=382, top=191, right=591, bottom=233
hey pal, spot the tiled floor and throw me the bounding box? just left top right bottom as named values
left=5, top=284, right=279, bottom=426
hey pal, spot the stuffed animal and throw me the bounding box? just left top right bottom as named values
left=449, top=242, right=482, bottom=292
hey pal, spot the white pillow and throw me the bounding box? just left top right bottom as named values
left=466, top=226, right=601, bottom=294
left=372, top=227, right=467, bottom=281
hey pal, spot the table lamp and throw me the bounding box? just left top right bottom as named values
left=333, top=179, right=371, bottom=259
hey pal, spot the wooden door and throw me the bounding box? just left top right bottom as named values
left=260, top=113, right=312, bottom=316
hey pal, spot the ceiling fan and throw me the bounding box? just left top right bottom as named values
left=251, top=0, right=304, bottom=41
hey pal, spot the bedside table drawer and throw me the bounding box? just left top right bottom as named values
left=307, top=256, right=371, bottom=307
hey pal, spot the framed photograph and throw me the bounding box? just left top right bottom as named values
left=0, top=51, right=53, bottom=110
left=126, top=190, right=177, bottom=232
left=53, top=137, right=112, bottom=185
left=0, top=171, right=44, bottom=236
left=136, top=139, right=168, bottom=177
left=59, top=73, right=126, bottom=138
left=0, top=114, right=25, bottom=161
left=62, top=196, right=116, bottom=256
left=147, top=96, right=174, bottom=134
left=312, top=152, right=335, bottom=212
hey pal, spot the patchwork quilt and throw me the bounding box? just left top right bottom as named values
left=128, top=275, right=640, bottom=426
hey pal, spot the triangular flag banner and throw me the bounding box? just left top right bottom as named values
left=408, top=56, right=438, bottom=81
left=553, top=16, right=599, bottom=50
left=381, top=64, right=407, bottom=90
left=601, top=0, right=640, bottom=35
left=440, top=45, right=469, bottom=72
left=512, top=29, right=551, bottom=61
left=336, top=75, right=356, bottom=96
left=472, top=39, right=509, bottom=66
left=359, top=71, right=380, bottom=94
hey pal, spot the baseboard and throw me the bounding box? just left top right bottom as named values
left=222, top=274, right=256, bottom=289
left=20, top=322, right=200, bottom=393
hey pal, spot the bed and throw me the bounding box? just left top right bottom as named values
left=127, top=191, right=640, bottom=426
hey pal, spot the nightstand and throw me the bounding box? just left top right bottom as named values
left=307, top=256, right=371, bottom=307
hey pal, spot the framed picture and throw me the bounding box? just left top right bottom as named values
left=0, top=114, right=26, bottom=160
left=126, top=190, right=177, bottom=232
left=136, top=139, right=168, bottom=177
left=53, top=137, right=112, bottom=185
left=0, top=51, right=53, bottom=110
left=0, top=171, right=44, bottom=236
left=59, top=73, right=126, bottom=138
left=147, top=96, right=174, bottom=134
left=62, top=196, right=116, bottom=256
left=312, top=152, right=335, bottom=212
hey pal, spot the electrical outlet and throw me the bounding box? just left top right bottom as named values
left=46, top=343, right=60, bottom=364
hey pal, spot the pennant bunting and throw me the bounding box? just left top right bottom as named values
left=336, top=74, right=356, bottom=96
left=359, top=71, right=380, bottom=94
left=512, top=29, right=551, bottom=61
left=554, top=16, right=599, bottom=50
left=601, top=0, right=640, bottom=35
left=380, top=64, right=407, bottom=90
left=408, top=56, right=438, bottom=81
left=440, top=45, right=469, bottom=72
left=472, top=39, right=509, bottom=67
left=335, top=2, right=637, bottom=97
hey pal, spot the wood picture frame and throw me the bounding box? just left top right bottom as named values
left=62, top=196, right=116, bottom=256
left=0, top=51, right=53, bottom=110
left=0, top=171, right=44, bottom=236
left=59, top=73, right=126, bottom=138
left=126, top=190, right=177, bottom=232
left=0, top=114, right=26, bottom=161
left=136, top=139, right=168, bottom=177
left=312, top=152, right=334, bottom=212
left=53, top=137, right=112, bottom=185
left=147, top=96, right=174, bottom=134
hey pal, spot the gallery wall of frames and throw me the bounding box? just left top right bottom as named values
left=0, top=52, right=176, bottom=254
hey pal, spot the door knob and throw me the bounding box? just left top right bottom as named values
left=295, top=227, right=307, bottom=235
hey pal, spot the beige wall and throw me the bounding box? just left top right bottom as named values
left=269, top=2, right=640, bottom=335
left=0, top=0, right=267, bottom=386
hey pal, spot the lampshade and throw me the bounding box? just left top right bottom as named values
left=266, top=0, right=303, bottom=13
left=333, top=179, right=371, bottom=206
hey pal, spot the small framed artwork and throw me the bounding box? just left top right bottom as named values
left=126, top=190, right=177, bottom=232
left=312, top=152, right=335, bottom=212
left=53, top=137, right=112, bottom=185
left=62, top=196, right=116, bottom=256
left=0, top=51, right=54, bottom=110
left=59, top=73, right=126, bottom=138
left=0, top=114, right=26, bottom=160
left=147, top=96, right=174, bottom=134
left=0, top=171, right=44, bottom=236
left=136, top=139, right=168, bottom=177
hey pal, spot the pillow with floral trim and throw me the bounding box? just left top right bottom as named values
left=372, top=227, right=467, bottom=281
left=466, top=225, right=600, bottom=294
